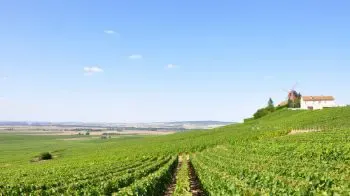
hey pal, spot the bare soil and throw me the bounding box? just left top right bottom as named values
left=288, top=129, right=321, bottom=135
left=164, top=156, right=183, bottom=196
left=188, top=160, right=205, bottom=196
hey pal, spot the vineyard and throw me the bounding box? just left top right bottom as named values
left=1, top=107, right=350, bottom=195
left=191, top=129, right=350, bottom=195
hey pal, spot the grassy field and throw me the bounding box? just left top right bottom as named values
left=1, top=107, right=350, bottom=195
left=0, top=134, right=125, bottom=164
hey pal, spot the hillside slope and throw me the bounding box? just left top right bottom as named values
left=1, top=107, right=350, bottom=194
left=192, top=107, right=350, bottom=195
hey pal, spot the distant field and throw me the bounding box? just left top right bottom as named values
left=0, top=134, right=141, bottom=165
left=1, top=107, right=350, bottom=195
left=0, top=129, right=175, bottom=136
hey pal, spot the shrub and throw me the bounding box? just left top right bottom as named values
left=253, top=98, right=276, bottom=119
left=244, top=117, right=255, bottom=123
left=39, top=152, right=53, bottom=160
left=253, top=108, right=270, bottom=119
left=276, top=104, right=288, bottom=110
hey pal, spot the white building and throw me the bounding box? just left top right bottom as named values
left=300, top=96, right=336, bottom=110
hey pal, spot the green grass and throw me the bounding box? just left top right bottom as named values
left=1, top=106, right=350, bottom=194
left=174, top=156, right=191, bottom=196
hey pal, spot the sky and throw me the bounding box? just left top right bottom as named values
left=0, top=0, right=350, bottom=123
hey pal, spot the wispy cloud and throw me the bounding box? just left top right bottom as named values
left=83, top=66, right=104, bottom=76
left=104, top=30, right=116, bottom=34
left=2, top=76, right=8, bottom=80
left=166, top=64, right=177, bottom=69
left=128, top=54, right=143, bottom=60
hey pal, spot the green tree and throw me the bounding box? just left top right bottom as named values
left=268, top=98, right=273, bottom=107
left=253, top=98, right=276, bottom=119
left=295, top=93, right=302, bottom=108
left=267, top=98, right=275, bottom=112
left=288, top=92, right=302, bottom=108
left=288, top=99, right=294, bottom=108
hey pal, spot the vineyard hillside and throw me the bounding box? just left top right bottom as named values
left=1, top=107, right=350, bottom=195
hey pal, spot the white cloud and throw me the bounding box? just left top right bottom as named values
left=128, top=54, right=143, bottom=60
left=83, top=66, right=104, bottom=75
left=104, top=30, right=116, bottom=34
left=167, top=64, right=177, bottom=69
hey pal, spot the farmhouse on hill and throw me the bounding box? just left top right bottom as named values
left=300, top=96, right=336, bottom=110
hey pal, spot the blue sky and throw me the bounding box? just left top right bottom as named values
left=0, top=0, right=349, bottom=122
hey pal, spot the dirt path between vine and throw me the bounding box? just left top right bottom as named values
left=164, top=156, right=183, bottom=196
left=188, top=159, right=204, bottom=196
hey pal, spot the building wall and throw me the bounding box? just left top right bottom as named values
left=300, top=99, right=336, bottom=110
